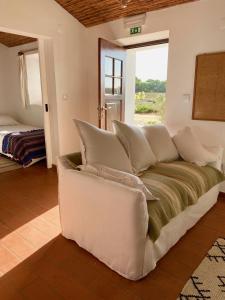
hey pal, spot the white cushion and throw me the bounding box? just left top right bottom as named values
left=142, top=124, right=179, bottom=162
left=0, top=115, right=19, bottom=126
left=113, top=120, right=157, bottom=174
left=173, top=127, right=217, bottom=166
left=78, top=164, right=158, bottom=201
left=74, top=119, right=133, bottom=173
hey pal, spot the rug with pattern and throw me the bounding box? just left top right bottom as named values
left=178, top=238, right=225, bottom=300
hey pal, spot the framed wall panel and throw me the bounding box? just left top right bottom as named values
left=192, top=52, right=225, bottom=122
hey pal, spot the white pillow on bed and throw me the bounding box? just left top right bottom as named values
left=173, top=127, right=217, bottom=166
left=78, top=164, right=158, bottom=201
left=0, top=115, right=19, bottom=126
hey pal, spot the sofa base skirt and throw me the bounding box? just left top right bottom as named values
left=142, top=183, right=222, bottom=278
left=61, top=182, right=222, bottom=281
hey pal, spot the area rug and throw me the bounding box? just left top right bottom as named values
left=178, top=238, right=225, bottom=299
left=0, top=155, right=21, bottom=173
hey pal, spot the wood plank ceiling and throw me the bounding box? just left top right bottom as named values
left=0, top=32, right=36, bottom=48
left=55, top=0, right=199, bottom=27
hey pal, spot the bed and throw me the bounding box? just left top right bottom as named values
left=0, top=116, right=46, bottom=167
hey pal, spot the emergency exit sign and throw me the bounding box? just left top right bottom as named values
left=130, top=26, right=141, bottom=35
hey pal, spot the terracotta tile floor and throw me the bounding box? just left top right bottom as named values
left=0, top=162, right=61, bottom=277
left=0, top=161, right=224, bottom=299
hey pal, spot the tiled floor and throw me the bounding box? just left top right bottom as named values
left=0, top=162, right=224, bottom=299
left=0, top=162, right=60, bottom=276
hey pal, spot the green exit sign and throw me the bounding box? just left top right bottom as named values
left=130, top=26, right=141, bottom=35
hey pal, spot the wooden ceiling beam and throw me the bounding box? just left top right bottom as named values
left=0, top=32, right=36, bottom=48
left=55, top=0, right=199, bottom=27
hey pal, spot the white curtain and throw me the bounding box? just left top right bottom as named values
left=19, top=54, right=29, bottom=108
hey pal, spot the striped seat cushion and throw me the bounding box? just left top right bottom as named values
left=140, top=161, right=225, bottom=241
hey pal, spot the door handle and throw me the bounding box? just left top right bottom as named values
left=97, top=105, right=112, bottom=121
left=100, top=106, right=112, bottom=111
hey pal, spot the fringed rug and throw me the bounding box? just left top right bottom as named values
left=0, top=155, right=21, bottom=173
left=178, top=238, right=225, bottom=299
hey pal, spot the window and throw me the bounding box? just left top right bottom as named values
left=24, top=52, right=42, bottom=106
left=104, top=56, right=123, bottom=96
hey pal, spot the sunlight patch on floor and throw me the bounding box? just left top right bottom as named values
left=0, top=206, right=61, bottom=276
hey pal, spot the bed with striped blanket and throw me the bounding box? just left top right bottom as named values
left=0, top=125, right=46, bottom=167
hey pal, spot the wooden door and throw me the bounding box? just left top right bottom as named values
left=98, top=38, right=126, bottom=130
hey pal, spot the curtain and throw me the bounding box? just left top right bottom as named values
left=19, top=54, right=29, bottom=108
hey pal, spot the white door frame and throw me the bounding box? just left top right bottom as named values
left=38, top=38, right=53, bottom=168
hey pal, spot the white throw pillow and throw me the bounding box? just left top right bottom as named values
left=173, top=127, right=217, bottom=166
left=0, top=115, right=19, bottom=126
left=113, top=120, right=157, bottom=174
left=142, top=124, right=179, bottom=162
left=78, top=164, right=158, bottom=201
left=74, top=119, right=133, bottom=173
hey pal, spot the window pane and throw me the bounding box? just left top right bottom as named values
left=114, top=78, right=122, bottom=95
left=114, top=59, right=122, bottom=77
left=105, top=77, right=113, bottom=95
left=105, top=57, right=113, bottom=76
left=25, top=52, right=42, bottom=106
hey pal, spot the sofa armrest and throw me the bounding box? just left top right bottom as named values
left=205, top=146, right=224, bottom=171
left=57, top=158, right=149, bottom=280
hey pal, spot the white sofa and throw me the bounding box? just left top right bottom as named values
left=57, top=123, right=225, bottom=280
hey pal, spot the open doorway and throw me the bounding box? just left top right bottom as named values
left=134, top=43, right=168, bottom=125
left=98, top=34, right=169, bottom=130
left=0, top=31, right=53, bottom=170
left=125, top=40, right=169, bottom=126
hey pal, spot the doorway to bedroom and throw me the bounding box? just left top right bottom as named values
left=0, top=31, right=60, bottom=278
left=0, top=31, right=52, bottom=170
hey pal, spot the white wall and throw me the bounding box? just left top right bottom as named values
left=86, top=0, right=225, bottom=162
left=0, top=43, right=12, bottom=115
left=0, top=41, right=43, bottom=127
left=0, top=0, right=89, bottom=156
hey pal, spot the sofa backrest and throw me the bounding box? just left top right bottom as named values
left=142, top=124, right=179, bottom=162
left=63, top=124, right=179, bottom=172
